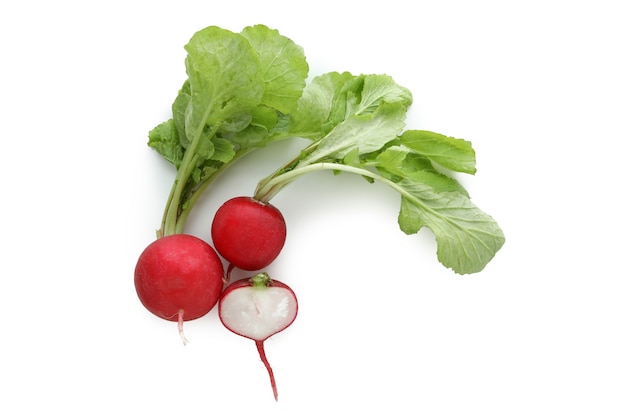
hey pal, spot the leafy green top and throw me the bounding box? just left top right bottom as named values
left=148, top=24, right=309, bottom=237
left=148, top=24, right=505, bottom=274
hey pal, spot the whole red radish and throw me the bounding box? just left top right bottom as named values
left=134, top=234, right=224, bottom=344
left=211, top=197, right=286, bottom=272
left=219, top=272, right=298, bottom=401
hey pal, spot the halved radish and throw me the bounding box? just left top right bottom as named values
left=219, top=273, right=298, bottom=400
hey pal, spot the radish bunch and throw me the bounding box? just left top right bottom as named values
left=134, top=196, right=296, bottom=400
left=134, top=22, right=504, bottom=402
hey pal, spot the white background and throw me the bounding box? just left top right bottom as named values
left=1, top=0, right=624, bottom=415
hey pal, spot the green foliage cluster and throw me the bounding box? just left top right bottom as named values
left=148, top=24, right=505, bottom=274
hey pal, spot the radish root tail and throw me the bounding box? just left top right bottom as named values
left=177, top=309, right=189, bottom=346
left=255, top=340, right=278, bottom=401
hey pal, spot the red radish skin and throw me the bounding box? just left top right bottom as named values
left=134, top=234, right=224, bottom=344
left=219, top=273, right=298, bottom=401
left=211, top=197, right=286, bottom=273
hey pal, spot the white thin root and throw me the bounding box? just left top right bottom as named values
left=178, top=309, right=189, bottom=346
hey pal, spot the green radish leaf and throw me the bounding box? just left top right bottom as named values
left=375, top=145, right=468, bottom=195
left=148, top=119, right=183, bottom=168
left=298, top=102, right=407, bottom=165
left=217, top=112, right=254, bottom=134
left=183, top=26, right=264, bottom=145
left=289, top=72, right=412, bottom=141
left=210, top=137, right=236, bottom=163
left=227, top=106, right=279, bottom=149
left=172, top=80, right=191, bottom=148
left=374, top=145, right=433, bottom=176
left=400, top=130, right=476, bottom=174
left=241, top=24, right=309, bottom=115
left=349, top=74, right=413, bottom=116
left=396, top=177, right=505, bottom=274
left=289, top=71, right=357, bottom=139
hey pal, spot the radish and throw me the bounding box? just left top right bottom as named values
left=219, top=272, right=298, bottom=401
left=211, top=197, right=287, bottom=273
left=134, top=234, right=224, bottom=344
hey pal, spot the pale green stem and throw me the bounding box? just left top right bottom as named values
left=254, top=162, right=400, bottom=203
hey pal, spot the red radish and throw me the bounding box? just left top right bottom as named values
left=134, top=234, right=224, bottom=344
left=211, top=197, right=286, bottom=273
left=219, top=272, right=298, bottom=401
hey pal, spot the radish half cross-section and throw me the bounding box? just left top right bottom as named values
left=218, top=273, right=298, bottom=401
